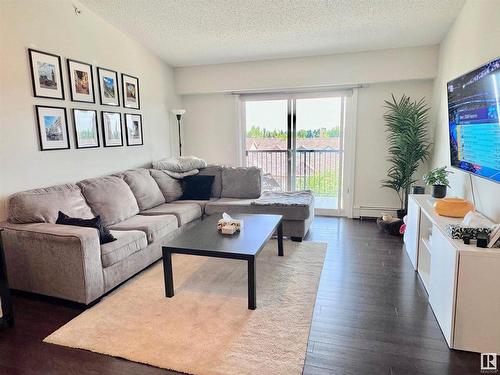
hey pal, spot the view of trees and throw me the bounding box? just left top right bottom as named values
left=297, top=171, right=339, bottom=197
left=246, top=126, right=340, bottom=138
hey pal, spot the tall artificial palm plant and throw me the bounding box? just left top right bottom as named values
left=382, top=94, right=431, bottom=215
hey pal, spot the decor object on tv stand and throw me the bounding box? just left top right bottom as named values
left=381, top=94, right=431, bottom=218
left=412, top=185, right=425, bottom=194
left=423, top=167, right=452, bottom=198
left=433, top=198, right=474, bottom=218
left=171, top=109, right=186, bottom=156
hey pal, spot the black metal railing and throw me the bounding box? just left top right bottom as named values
left=246, top=149, right=340, bottom=197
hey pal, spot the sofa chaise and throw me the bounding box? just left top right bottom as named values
left=1, top=165, right=313, bottom=304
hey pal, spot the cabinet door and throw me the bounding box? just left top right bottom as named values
left=453, top=253, right=500, bottom=353
left=403, top=196, right=420, bottom=270
left=428, top=226, right=458, bottom=348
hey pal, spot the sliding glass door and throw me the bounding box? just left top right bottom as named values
left=243, top=92, right=348, bottom=215
left=245, top=99, right=291, bottom=191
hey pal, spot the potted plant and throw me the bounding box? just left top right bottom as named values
left=423, top=167, right=452, bottom=198
left=381, top=94, right=432, bottom=218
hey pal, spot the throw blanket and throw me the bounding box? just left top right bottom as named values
left=251, top=190, right=314, bottom=207
left=164, top=169, right=199, bottom=179
left=152, top=156, right=207, bottom=173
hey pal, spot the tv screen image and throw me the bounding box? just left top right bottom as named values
left=447, top=57, right=500, bottom=183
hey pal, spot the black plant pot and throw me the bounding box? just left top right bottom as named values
left=432, top=185, right=447, bottom=198
left=396, top=209, right=406, bottom=219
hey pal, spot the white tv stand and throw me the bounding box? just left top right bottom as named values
left=404, top=194, right=500, bottom=353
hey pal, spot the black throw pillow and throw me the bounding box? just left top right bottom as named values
left=56, top=211, right=116, bottom=245
left=180, top=175, right=215, bottom=200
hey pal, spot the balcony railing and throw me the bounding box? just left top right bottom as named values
left=246, top=149, right=341, bottom=197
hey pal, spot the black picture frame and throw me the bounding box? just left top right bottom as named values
left=35, top=105, right=70, bottom=151
left=72, top=109, right=100, bottom=149
left=97, top=67, right=120, bottom=106
left=101, top=111, right=124, bottom=147
left=122, top=73, right=140, bottom=110
left=28, top=49, right=65, bottom=100
left=124, top=113, right=144, bottom=146
left=67, top=59, right=95, bottom=103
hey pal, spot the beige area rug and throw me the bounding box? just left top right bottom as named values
left=44, top=240, right=327, bottom=375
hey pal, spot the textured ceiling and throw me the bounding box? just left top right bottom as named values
left=80, top=0, right=464, bottom=67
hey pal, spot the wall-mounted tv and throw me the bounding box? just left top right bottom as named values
left=447, top=57, right=500, bottom=183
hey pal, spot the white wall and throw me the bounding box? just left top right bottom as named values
left=431, top=0, right=500, bottom=222
left=0, top=0, right=181, bottom=220
left=355, top=80, right=434, bottom=214
left=176, top=47, right=437, bottom=215
left=175, top=46, right=438, bottom=94
left=183, top=94, right=240, bottom=166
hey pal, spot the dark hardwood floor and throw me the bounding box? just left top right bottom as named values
left=0, top=217, right=480, bottom=374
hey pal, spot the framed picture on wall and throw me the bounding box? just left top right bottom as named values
left=102, top=111, right=123, bottom=147
left=72, top=109, right=100, bottom=149
left=35, top=105, right=70, bottom=151
left=122, top=74, right=140, bottom=109
left=67, top=59, right=95, bottom=103
left=28, top=49, right=65, bottom=99
left=124, top=113, right=143, bottom=146
left=97, top=67, right=120, bottom=106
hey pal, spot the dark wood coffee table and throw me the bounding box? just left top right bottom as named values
left=162, top=214, right=283, bottom=310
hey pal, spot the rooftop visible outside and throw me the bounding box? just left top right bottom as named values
left=245, top=98, right=343, bottom=210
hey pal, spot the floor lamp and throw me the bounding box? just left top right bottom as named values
left=171, top=109, right=186, bottom=156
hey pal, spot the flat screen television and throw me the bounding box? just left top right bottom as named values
left=447, top=57, right=500, bottom=183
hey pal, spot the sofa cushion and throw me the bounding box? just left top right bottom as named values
left=140, top=203, right=202, bottom=226
left=77, top=176, right=139, bottom=226
left=149, top=170, right=183, bottom=203
left=221, top=167, right=262, bottom=199
left=8, top=184, right=93, bottom=224
left=173, top=198, right=218, bottom=215
left=198, top=165, right=223, bottom=198
left=122, top=169, right=165, bottom=211
left=108, top=214, right=178, bottom=243
left=101, top=230, right=148, bottom=268
left=205, top=197, right=312, bottom=221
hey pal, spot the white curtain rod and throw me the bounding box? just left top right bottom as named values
left=230, top=83, right=367, bottom=96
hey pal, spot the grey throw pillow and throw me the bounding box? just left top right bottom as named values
left=77, top=176, right=139, bottom=226
left=8, top=184, right=93, bottom=224
left=122, top=169, right=165, bottom=211
left=221, top=167, right=262, bottom=199
left=149, top=170, right=183, bottom=202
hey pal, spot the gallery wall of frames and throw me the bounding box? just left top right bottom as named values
left=28, top=48, right=144, bottom=151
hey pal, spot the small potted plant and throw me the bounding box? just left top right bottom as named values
left=423, top=167, right=452, bottom=198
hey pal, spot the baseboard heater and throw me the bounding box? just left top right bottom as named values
left=354, top=205, right=399, bottom=219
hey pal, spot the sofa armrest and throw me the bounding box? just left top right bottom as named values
left=0, top=222, right=104, bottom=304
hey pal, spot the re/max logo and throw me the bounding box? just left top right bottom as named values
left=482, top=353, right=498, bottom=373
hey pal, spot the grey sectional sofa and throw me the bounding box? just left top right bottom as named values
left=1, top=165, right=313, bottom=304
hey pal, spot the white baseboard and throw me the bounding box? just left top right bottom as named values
left=353, top=205, right=400, bottom=219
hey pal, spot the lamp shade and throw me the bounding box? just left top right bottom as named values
left=171, top=109, right=186, bottom=116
